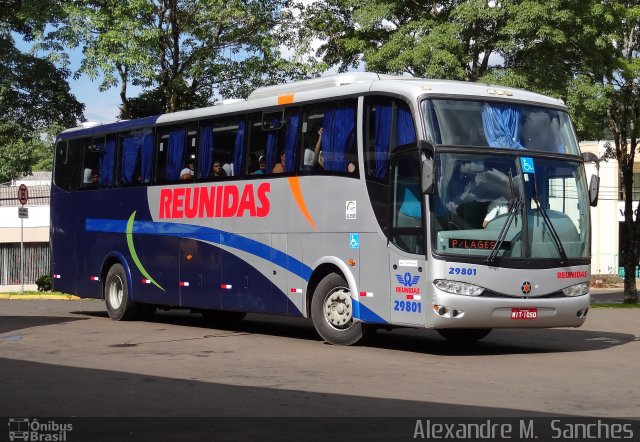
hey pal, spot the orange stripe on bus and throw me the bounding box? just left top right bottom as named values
left=278, top=94, right=295, bottom=105
left=287, top=177, right=317, bottom=231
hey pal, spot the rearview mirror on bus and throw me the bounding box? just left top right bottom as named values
left=582, top=151, right=600, bottom=207
left=420, top=140, right=435, bottom=195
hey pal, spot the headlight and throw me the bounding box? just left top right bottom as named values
left=562, top=283, right=589, bottom=297
left=434, top=279, right=485, bottom=296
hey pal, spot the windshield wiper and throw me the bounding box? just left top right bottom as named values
left=486, top=170, right=519, bottom=264
left=485, top=198, right=520, bottom=264
left=531, top=195, right=569, bottom=265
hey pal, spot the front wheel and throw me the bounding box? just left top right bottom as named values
left=104, top=263, right=140, bottom=320
left=437, top=328, right=492, bottom=342
left=311, top=272, right=371, bottom=345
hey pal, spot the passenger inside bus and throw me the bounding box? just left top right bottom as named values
left=272, top=150, right=285, bottom=173
left=209, top=160, right=227, bottom=178
left=180, top=159, right=195, bottom=180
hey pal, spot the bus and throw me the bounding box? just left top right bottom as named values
left=51, top=72, right=599, bottom=345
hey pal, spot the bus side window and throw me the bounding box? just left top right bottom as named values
left=54, top=140, right=80, bottom=191
left=365, top=97, right=416, bottom=181
left=119, top=129, right=153, bottom=186
left=389, top=151, right=423, bottom=254
left=300, top=99, right=357, bottom=175
left=81, top=137, right=104, bottom=188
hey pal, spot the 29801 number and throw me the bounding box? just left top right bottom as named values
left=394, top=300, right=422, bottom=313
left=448, top=267, right=477, bottom=276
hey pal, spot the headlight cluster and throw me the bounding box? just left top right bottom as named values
left=562, top=283, right=589, bottom=297
left=434, top=279, right=485, bottom=297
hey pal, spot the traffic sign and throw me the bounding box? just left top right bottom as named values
left=18, top=184, right=28, bottom=206
left=18, top=207, right=29, bottom=219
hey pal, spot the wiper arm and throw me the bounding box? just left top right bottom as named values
left=532, top=196, right=569, bottom=265
left=486, top=197, right=520, bottom=264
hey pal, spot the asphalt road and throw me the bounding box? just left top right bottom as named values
left=0, top=299, right=638, bottom=440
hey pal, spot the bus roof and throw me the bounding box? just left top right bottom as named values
left=57, top=72, right=566, bottom=139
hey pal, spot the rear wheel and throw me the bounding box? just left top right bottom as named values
left=311, top=272, right=370, bottom=345
left=437, top=328, right=492, bottom=342
left=104, top=263, right=140, bottom=320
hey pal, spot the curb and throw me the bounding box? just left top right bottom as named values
left=0, top=294, right=82, bottom=300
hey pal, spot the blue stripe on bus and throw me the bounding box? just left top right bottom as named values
left=85, top=218, right=313, bottom=281
left=356, top=302, right=387, bottom=324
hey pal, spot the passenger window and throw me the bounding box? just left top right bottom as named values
left=54, top=140, right=80, bottom=191
left=365, top=98, right=416, bottom=181
left=118, top=128, right=154, bottom=186
left=247, top=108, right=299, bottom=176
left=81, top=137, right=104, bottom=188
left=300, top=99, right=358, bottom=176
left=197, top=116, right=245, bottom=180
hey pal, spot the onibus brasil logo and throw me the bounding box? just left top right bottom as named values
left=8, top=418, right=73, bottom=441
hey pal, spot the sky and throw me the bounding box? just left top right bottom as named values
left=15, top=35, right=140, bottom=124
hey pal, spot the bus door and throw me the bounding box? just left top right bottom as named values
left=388, top=149, right=427, bottom=326
left=179, top=237, right=222, bottom=310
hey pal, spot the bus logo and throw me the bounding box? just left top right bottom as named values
left=396, top=272, right=420, bottom=287
left=8, top=419, right=29, bottom=441
left=521, top=281, right=532, bottom=295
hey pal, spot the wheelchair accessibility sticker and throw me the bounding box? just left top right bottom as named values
left=520, top=157, right=535, bottom=174
left=349, top=233, right=359, bottom=249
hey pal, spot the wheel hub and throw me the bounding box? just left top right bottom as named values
left=324, top=288, right=353, bottom=330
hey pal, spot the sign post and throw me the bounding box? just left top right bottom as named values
left=17, top=184, right=28, bottom=292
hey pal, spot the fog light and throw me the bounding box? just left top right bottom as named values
left=433, top=305, right=448, bottom=316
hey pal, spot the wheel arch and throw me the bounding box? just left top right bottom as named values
left=305, top=257, right=357, bottom=318
left=100, top=252, right=133, bottom=300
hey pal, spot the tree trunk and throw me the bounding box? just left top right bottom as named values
left=621, top=156, right=639, bottom=303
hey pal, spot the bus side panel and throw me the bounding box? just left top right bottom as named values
left=285, top=234, right=305, bottom=316
left=50, top=190, right=78, bottom=296
left=76, top=231, right=120, bottom=299
left=220, top=234, right=287, bottom=314
left=178, top=237, right=222, bottom=310
left=130, top=234, right=181, bottom=307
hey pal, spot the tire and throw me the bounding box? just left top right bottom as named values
left=311, top=272, right=370, bottom=345
left=436, top=328, right=492, bottom=342
left=104, top=263, right=140, bottom=320
left=201, top=310, right=247, bottom=322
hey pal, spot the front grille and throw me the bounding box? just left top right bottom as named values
left=479, top=289, right=566, bottom=299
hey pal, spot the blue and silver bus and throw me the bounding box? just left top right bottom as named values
left=51, top=72, right=599, bottom=345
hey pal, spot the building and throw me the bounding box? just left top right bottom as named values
left=580, top=141, right=632, bottom=276
left=0, top=172, right=51, bottom=291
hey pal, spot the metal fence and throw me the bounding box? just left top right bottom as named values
left=0, top=242, right=50, bottom=285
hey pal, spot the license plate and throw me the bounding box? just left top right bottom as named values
left=511, top=308, right=537, bottom=320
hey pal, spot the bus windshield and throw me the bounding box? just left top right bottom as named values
left=423, top=99, right=580, bottom=155
left=432, top=153, right=590, bottom=261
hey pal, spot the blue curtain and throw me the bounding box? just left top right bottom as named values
left=323, top=106, right=355, bottom=172
left=100, top=138, right=115, bottom=186
left=481, top=103, right=524, bottom=149
left=284, top=114, right=299, bottom=173
left=265, top=118, right=280, bottom=172
left=198, top=126, right=214, bottom=178
left=373, top=103, right=392, bottom=178
left=397, top=105, right=416, bottom=145
left=121, top=136, right=140, bottom=184
left=167, top=129, right=186, bottom=181
left=233, top=121, right=245, bottom=177
left=140, top=134, right=153, bottom=183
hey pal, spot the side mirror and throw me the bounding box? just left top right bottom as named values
left=582, top=152, right=600, bottom=207
left=588, top=174, right=599, bottom=207
left=419, top=140, right=435, bottom=195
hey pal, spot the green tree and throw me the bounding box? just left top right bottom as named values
left=43, top=0, right=319, bottom=119
left=0, top=1, right=84, bottom=182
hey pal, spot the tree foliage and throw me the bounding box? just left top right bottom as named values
left=0, top=1, right=84, bottom=182
left=42, top=0, right=321, bottom=118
